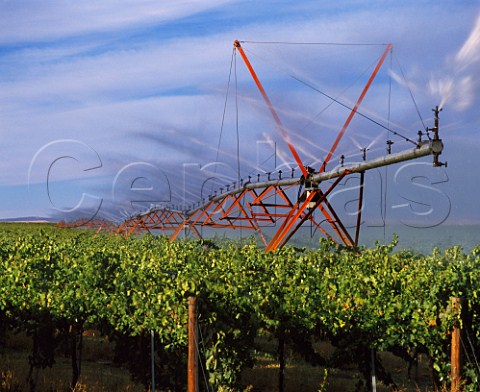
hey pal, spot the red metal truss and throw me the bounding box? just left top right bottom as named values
left=119, top=177, right=360, bottom=250
left=116, top=209, right=187, bottom=238
left=234, top=41, right=308, bottom=178
left=57, top=219, right=118, bottom=235
left=170, top=188, right=274, bottom=246
left=264, top=172, right=352, bottom=251
left=319, top=44, right=393, bottom=173
left=232, top=41, right=389, bottom=250
left=110, top=43, right=444, bottom=252
left=113, top=139, right=442, bottom=249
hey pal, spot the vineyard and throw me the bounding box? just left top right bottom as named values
left=1, top=223, right=480, bottom=391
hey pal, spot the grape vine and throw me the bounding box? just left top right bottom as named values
left=1, top=223, right=479, bottom=390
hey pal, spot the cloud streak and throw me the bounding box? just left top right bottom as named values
left=1, top=1, right=479, bottom=222
left=0, top=1, right=235, bottom=44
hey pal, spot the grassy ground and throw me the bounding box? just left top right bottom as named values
left=242, top=351, right=435, bottom=392
left=241, top=336, right=434, bottom=392
left=0, top=331, right=144, bottom=392
left=0, top=330, right=436, bottom=391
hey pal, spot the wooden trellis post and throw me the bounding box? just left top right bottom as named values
left=451, top=297, right=462, bottom=392
left=188, top=296, right=198, bottom=392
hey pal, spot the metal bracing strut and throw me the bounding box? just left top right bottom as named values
left=109, top=42, right=445, bottom=251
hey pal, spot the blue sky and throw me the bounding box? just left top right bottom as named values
left=1, top=0, right=480, bottom=234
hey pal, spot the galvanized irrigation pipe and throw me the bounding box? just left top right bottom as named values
left=185, top=139, right=443, bottom=216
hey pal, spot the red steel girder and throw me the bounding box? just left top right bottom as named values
left=111, top=43, right=446, bottom=252
left=122, top=176, right=355, bottom=251
left=170, top=191, right=264, bottom=242
left=234, top=41, right=308, bottom=178
left=265, top=172, right=350, bottom=251
left=58, top=219, right=118, bottom=235
left=320, top=44, right=392, bottom=173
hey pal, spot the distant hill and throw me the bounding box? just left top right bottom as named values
left=0, top=216, right=55, bottom=223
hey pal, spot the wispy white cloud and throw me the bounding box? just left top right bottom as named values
left=0, top=37, right=231, bottom=112
left=0, top=0, right=235, bottom=44
left=1, top=0, right=479, bottom=220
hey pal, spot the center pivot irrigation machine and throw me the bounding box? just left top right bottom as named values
left=71, top=41, right=445, bottom=250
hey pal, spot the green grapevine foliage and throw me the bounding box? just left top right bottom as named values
left=0, top=223, right=480, bottom=390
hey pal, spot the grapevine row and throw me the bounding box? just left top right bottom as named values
left=0, top=224, right=479, bottom=390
